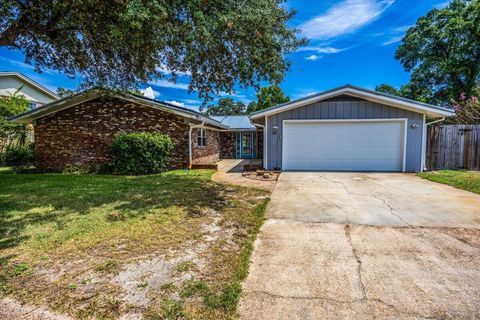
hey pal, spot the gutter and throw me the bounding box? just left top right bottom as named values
left=253, top=123, right=266, bottom=169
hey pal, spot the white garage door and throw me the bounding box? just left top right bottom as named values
left=282, top=120, right=406, bottom=171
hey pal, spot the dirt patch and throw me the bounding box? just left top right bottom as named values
left=0, top=298, right=72, bottom=320
left=213, top=171, right=278, bottom=191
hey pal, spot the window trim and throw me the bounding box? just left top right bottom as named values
left=197, top=128, right=207, bottom=147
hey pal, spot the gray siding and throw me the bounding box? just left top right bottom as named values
left=266, top=100, right=425, bottom=172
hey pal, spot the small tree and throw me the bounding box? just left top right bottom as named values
left=201, top=98, right=246, bottom=116
left=247, top=85, right=290, bottom=113
left=0, top=89, right=31, bottom=152
left=452, top=92, right=480, bottom=124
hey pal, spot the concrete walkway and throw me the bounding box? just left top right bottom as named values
left=213, top=159, right=277, bottom=191
left=239, top=172, right=480, bottom=319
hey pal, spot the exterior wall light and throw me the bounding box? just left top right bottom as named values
left=272, top=125, right=279, bottom=135
left=411, top=123, right=418, bottom=129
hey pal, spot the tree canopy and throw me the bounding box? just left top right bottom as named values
left=374, top=83, right=431, bottom=103
left=395, top=0, right=480, bottom=104
left=247, top=84, right=290, bottom=113
left=0, top=0, right=305, bottom=100
left=0, top=89, right=30, bottom=150
left=200, top=98, right=246, bottom=116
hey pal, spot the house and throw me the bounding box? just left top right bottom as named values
left=9, top=88, right=263, bottom=171
left=9, top=85, right=454, bottom=172
left=0, top=72, right=59, bottom=108
left=249, top=85, right=454, bottom=172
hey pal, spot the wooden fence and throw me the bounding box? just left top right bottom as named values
left=426, top=125, right=480, bottom=171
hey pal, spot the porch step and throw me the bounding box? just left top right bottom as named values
left=191, top=163, right=218, bottom=170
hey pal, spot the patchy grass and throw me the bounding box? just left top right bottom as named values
left=418, top=170, right=480, bottom=195
left=0, top=168, right=269, bottom=319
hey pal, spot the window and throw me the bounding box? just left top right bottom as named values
left=197, top=128, right=207, bottom=147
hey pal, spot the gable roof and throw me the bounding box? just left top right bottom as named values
left=210, top=115, right=256, bottom=131
left=250, top=84, right=455, bottom=118
left=0, top=72, right=59, bottom=100
left=9, top=88, right=228, bottom=129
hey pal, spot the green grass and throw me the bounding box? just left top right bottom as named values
left=418, top=170, right=480, bottom=195
left=0, top=168, right=269, bottom=319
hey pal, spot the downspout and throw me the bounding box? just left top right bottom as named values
left=188, top=121, right=205, bottom=169
left=253, top=123, right=266, bottom=169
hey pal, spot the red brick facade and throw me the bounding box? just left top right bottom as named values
left=191, top=128, right=221, bottom=164
left=220, top=132, right=237, bottom=159
left=31, top=97, right=263, bottom=171
left=33, top=98, right=222, bottom=171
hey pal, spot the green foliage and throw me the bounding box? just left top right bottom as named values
left=110, top=132, right=173, bottom=175
left=452, top=92, right=480, bottom=124
left=56, top=87, right=78, bottom=98
left=395, top=0, right=480, bottom=104
left=375, top=83, right=431, bottom=102
left=0, top=89, right=30, bottom=147
left=3, top=144, right=35, bottom=172
left=201, top=98, right=246, bottom=116
left=0, top=0, right=305, bottom=100
left=247, top=84, right=290, bottom=113
left=418, top=170, right=480, bottom=195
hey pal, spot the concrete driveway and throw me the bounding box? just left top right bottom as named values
left=239, top=172, right=480, bottom=319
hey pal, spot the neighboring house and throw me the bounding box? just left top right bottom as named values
left=0, top=72, right=59, bottom=108
left=10, top=85, right=455, bottom=172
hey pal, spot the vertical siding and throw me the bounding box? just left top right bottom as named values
left=266, top=100, right=425, bottom=172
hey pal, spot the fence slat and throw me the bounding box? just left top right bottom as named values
left=427, top=124, right=480, bottom=171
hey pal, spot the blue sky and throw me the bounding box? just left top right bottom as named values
left=0, top=0, right=449, bottom=110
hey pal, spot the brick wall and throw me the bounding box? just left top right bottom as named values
left=220, top=132, right=236, bottom=159
left=191, top=128, right=221, bottom=164
left=34, top=98, right=195, bottom=171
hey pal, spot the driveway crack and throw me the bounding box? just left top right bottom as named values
left=344, top=224, right=367, bottom=299
left=245, top=290, right=441, bottom=319
left=372, top=194, right=412, bottom=226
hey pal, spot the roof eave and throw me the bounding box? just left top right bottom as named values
left=0, top=72, right=60, bottom=100
left=250, top=86, right=455, bottom=119
left=9, top=89, right=230, bottom=129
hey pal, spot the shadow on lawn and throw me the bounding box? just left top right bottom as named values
left=0, top=170, right=229, bottom=252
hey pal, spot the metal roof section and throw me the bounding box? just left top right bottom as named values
left=9, top=88, right=229, bottom=129
left=210, top=115, right=257, bottom=131
left=250, top=84, right=455, bottom=118
left=0, top=72, right=60, bottom=99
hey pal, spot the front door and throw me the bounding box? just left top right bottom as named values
left=236, top=132, right=256, bottom=159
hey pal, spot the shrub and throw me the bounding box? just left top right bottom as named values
left=110, top=132, right=173, bottom=175
left=3, top=144, right=35, bottom=172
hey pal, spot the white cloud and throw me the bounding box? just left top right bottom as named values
left=140, top=86, right=160, bottom=99
left=381, top=25, right=411, bottom=46
left=382, top=35, right=403, bottom=46
left=305, top=55, right=320, bottom=61
left=165, top=99, right=200, bottom=111
left=156, top=64, right=192, bottom=76
left=297, top=46, right=346, bottom=54
left=165, top=100, right=185, bottom=107
left=148, top=79, right=190, bottom=90
left=300, top=0, right=395, bottom=40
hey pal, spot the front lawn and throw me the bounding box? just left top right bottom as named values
left=0, top=168, right=269, bottom=319
left=418, top=170, right=480, bottom=195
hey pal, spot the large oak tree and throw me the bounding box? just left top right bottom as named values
left=0, top=0, right=305, bottom=99
left=395, top=0, right=480, bottom=104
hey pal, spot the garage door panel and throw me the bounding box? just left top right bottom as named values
left=283, top=121, right=405, bottom=171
